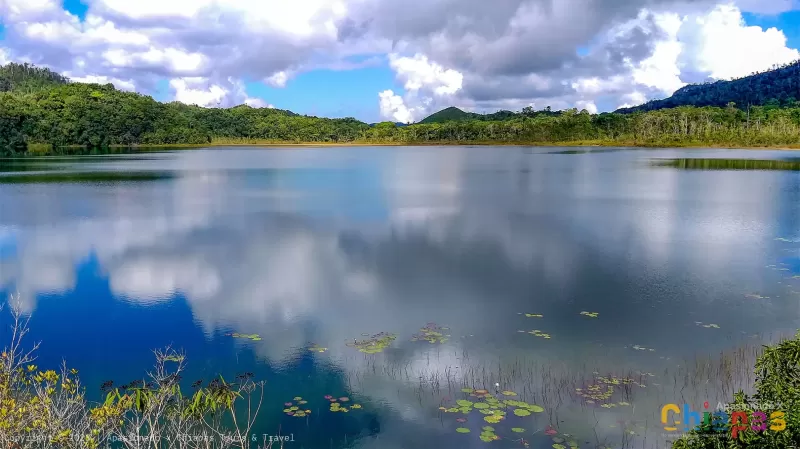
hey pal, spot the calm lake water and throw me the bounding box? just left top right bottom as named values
left=1, top=146, right=799, bottom=449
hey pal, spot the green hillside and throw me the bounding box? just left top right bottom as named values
left=418, top=106, right=559, bottom=123
left=2, top=62, right=800, bottom=155
left=616, top=59, right=800, bottom=113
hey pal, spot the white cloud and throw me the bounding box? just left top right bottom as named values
left=378, top=89, right=414, bottom=123
left=169, top=76, right=271, bottom=107
left=63, top=73, right=137, bottom=90
left=677, top=3, right=800, bottom=80
left=0, top=0, right=798, bottom=119
left=378, top=53, right=464, bottom=122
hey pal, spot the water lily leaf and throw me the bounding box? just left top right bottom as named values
left=460, top=407, right=472, bottom=414
left=350, top=404, right=362, bottom=409
left=482, top=426, right=495, bottom=431
left=461, top=388, right=474, bottom=393
left=290, top=406, right=299, bottom=411
left=479, top=409, right=493, bottom=415
left=511, top=428, right=525, bottom=433
left=474, top=402, right=489, bottom=409
left=513, top=408, right=531, bottom=416
left=456, top=428, right=470, bottom=433
left=553, top=445, right=566, bottom=449
left=456, top=400, right=474, bottom=407
left=479, top=435, right=494, bottom=442
left=484, top=415, right=502, bottom=423
left=282, top=408, right=292, bottom=413
left=501, top=390, right=517, bottom=396
left=293, top=396, right=302, bottom=401
left=528, top=404, right=544, bottom=412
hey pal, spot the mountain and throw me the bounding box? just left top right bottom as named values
left=616, top=60, right=800, bottom=113
left=419, top=106, right=562, bottom=124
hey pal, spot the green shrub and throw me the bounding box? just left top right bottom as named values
left=673, top=331, right=800, bottom=448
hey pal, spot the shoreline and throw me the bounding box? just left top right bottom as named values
left=22, top=140, right=800, bottom=154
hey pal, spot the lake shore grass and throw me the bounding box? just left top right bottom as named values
left=20, top=139, right=800, bottom=155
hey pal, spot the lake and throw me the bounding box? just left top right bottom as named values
left=1, top=146, right=799, bottom=449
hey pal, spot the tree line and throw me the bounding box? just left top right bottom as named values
left=1, top=62, right=800, bottom=155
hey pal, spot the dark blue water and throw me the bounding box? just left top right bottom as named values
left=1, top=146, right=799, bottom=449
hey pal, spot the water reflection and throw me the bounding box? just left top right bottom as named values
left=1, top=147, right=799, bottom=448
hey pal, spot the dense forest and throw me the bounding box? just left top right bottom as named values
left=1, top=62, right=800, bottom=155
left=616, top=60, right=800, bottom=113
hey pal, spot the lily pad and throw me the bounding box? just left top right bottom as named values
left=229, top=332, right=263, bottom=341
left=482, top=426, right=495, bottom=431
left=511, top=428, right=525, bottom=433
left=347, top=332, right=397, bottom=353
left=524, top=314, right=543, bottom=318
left=579, top=311, right=599, bottom=318
left=456, top=428, right=470, bottom=433
left=553, top=445, right=566, bottom=449
left=456, top=399, right=474, bottom=407
left=501, top=390, right=517, bottom=396
left=461, top=388, right=474, bottom=393
left=350, top=404, right=362, bottom=409
left=528, top=404, right=544, bottom=413
left=411, top=322, right=450, bottom=344
left=484, top=415, right=502, bottom=424
left=473, top=402, right=489, bottom=409
left=293, top=396, right=302, bottom=401
left=513, top=408, right=531, bottom=417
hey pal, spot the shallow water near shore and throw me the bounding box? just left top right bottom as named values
left=1, top=145, right=799, bottom=449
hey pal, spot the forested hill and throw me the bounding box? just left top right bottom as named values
left=419, top=106, right=559, bottom=123
left=616, top=60, right=800, bottom=113
left=3, top=62, right=800, bottom=154
left=0, top=62, right=69, bottom=94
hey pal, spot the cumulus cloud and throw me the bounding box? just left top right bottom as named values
left=0, top=0, right=798, bottom=118
left=169, top=76, right=273, bottom=107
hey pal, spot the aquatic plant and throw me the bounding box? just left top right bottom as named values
left=281, top=396, right=313, bottom=418
left=695, top=321, right=720, bottom=329
left=579, top=311, right=599, bottom=318
left=439, top=388, right=544, bottom=442
left=523, top=314, right=543, bottom=318
left=575, top=374, right=646, bottom=407
left=411, top=323, right=450, bottom=344
left=325, top=394, right=361, bottom=413
left=346, top=332, right=397, bottom=353
left=526, top=329, right=552, bottom=339
left=308, top=344, right=328, bottom=353
left=225, top=332, right=263, bottom=341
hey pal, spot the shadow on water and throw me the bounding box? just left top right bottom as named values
left=0, top=171, right=177, bottom=183
left=540, top=148, right=633, bottom=155
left=653, top=158, right=800, bottom=171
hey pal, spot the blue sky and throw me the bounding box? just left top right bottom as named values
left=2, top=1, right=799, bottom=122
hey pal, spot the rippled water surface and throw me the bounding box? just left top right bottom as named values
left=1, top=146, right=799, bottom=449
